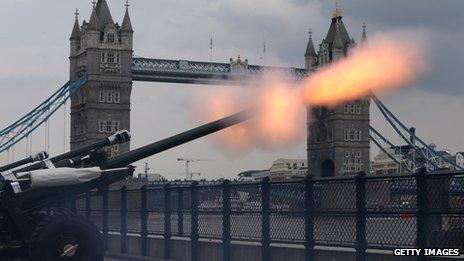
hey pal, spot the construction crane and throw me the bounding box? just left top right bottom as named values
left=177, top=158, right=212, bottom=180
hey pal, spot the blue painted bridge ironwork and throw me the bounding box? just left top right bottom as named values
left=132, top=57, right=309, bottom=84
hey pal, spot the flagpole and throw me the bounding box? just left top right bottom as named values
left=210, top=36, right=213, bottom=69
left=263, top=41, right=266, bottom=66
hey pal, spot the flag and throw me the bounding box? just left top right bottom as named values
left=210, top=37, right=213, bottom=50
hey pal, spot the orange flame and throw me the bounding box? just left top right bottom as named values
left=302, top=39, right=424, bottom=107
left=193, top=37, right=425, bottom=155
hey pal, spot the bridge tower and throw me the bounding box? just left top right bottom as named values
left=306, top=7, right=370, bottom=177
left=69, top=0, right=133, bottom=155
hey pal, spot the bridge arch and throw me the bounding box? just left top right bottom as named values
left=321, top=159, right=335, bottom=177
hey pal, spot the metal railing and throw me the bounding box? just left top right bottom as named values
left=73, top=168, right=464, bottom=261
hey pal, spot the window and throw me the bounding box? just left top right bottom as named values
left=113, top=121, right=119, bottom=132
left=99, top=92, right=105, bottom=102
left=99, top=121, right=107, bottom=133
left=106, top=92, right=113, bottom=103
left=349, top=130, right=355, bottom=141
left=345, top=129, right=362, bottom=141
left=344, top=103, right=362, bottom=114
left=106, top=121, right=113, bottom=133
left=107, top=33, right=115, bottom=43
left=327, top=128, right=333, bottom=142
left=293, top=163, right=297, bottom=169
left=114, top=92, right=120, bottom=103
left=107, top=52, right=115, bottom=63
left=344, top=104, right=350, bottom=114
left=342, top=151, right=363, bottom=173
left=116, top=53, right=120, bottom=64
left=101, top=52, right=106, bottom=63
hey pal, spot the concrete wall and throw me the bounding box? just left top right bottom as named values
left=105, top=233, right=459, bottom=261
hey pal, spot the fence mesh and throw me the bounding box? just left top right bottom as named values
left=314, top=214, right=356, bottom=246
left=68, top=172, right=464, bottom=253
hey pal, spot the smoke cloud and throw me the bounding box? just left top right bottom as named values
left=192, top=33, right=427, bottom=156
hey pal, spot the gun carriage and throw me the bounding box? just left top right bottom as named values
left=0, top=110, right=252, bottom=260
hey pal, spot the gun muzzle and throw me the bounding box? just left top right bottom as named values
left=13, top=131, right=131, bottom=173
left=0, top=151, right=49, bottom=173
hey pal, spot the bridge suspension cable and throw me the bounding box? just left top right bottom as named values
left=369, top=126, right=413, bottom=173
left=0, top=74, right=87, bottom=154
left=371, top=94, right=462, bottom=171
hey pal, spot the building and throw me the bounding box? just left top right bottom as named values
left=456, top=152, right=464, bottom=169
left=306, top=7, right=370, bottom=177
left=69, top=0, right=134, bottom=155
left=237, top=158, right=308, bottom=182
left=136, top=173, right=166, bottom=182
left=371, top=149, right=403, bottom=175
left=237, top=170, right=270, bottom=182
left=437, top=150, right=464, bottom=170
left=269, top=158, right=308, bottom=181
left=371, top=146, right=464, bottom=174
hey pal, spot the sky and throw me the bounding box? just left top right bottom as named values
left=0, top=0, right=463, bottom=180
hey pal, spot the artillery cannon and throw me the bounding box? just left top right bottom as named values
left=0, top=109, right=252, bottom=260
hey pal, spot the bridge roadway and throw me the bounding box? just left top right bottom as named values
left=131, top=57, right=309, bottom=84
left=90, top=213, right=416, bottom=248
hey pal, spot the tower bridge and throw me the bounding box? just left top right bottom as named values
left=0, top=0, right=460, bottom=176
left=132, top=57, right=309, bottom=84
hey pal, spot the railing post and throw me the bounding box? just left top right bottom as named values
left=102, top=183, right=109, bottom=250
left=222, top=180, right=231, bottom=261
left=261, top=177, right=271, bottom=261
left=177, top=187, right=184, bottom=236
left=191, top=181, right=199, bottom=261
left=85, top=191, right=91, bottom=219
left=415, top=167, right=427, bottom=261
left=304, top=174, right=315, bottom=261
left=164, top=184, right=172, bottom=259
left=120, top=186, right=127, bottom=254
left=141, top=185, right=148, bottom=256
left=355, top=171, right=367, bottom=261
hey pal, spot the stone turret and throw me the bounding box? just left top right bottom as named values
left=304, top=28, right=317, bottom=70
left=332, top=20, right=345, bottom=62
left=121, top=2, right=134, bottom=50
left=69, top=0, right=134, bottom=156
left=312, top=4, right=355, bottom=67
left=85, top=6, right=101, bottom=50
left=94, top=0, right=114, bottom=30
left=361, top=22, right=368, bottom=45
left=306, top=5, right=370, bottom=177
left=69, top=10, right=81, bottom=80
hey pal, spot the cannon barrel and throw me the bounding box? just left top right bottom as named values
left=100, top=109, right=254, bottom=169
left=0, top=152, right=48, bottom=173
left=14, top=130, right=131, bottom=173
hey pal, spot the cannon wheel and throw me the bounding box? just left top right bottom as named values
left=29, top=212, right=103, bottom=261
